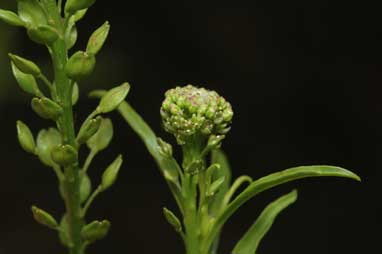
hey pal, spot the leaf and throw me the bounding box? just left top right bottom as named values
left=11, top=62, right=42, bottom=96
left=97, top=83, right=130, bottom=113
left=206, top=165, right=360, bottom=249
left=86, top=117, right=113, bottom=153
left=232, top=190, right=298, bottom=254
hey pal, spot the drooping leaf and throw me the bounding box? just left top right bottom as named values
left=232, top=190, right=298, bottom=254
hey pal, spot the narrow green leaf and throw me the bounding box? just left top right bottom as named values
left=0, top=9, right=25, bottom=26
left=232, top=190, right=298, bottom=254
left=97, top=83, right=130, bottom=113
left=11, top=62, right=42, bottom=96
left=207, top=165, right=361, bottom=249
left=86, top=117, right=113, bottom=152
left=101, top=154, right=123, bottom=191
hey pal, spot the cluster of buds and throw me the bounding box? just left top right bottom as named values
left=160, top=85, right=233, bottom=144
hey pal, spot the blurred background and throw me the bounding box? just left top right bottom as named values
left=0, top=1, right=378, bottom=254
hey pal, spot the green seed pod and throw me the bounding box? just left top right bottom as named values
left=65, top=51, right=96, bottom=81
left=86, top=118, right=113, bottom=152
left=86, top=21, right=110, bottom=55
left=157, top=138, right=173, bottom=158
left=31, top=205, right=58, bottom=230
left=51, top=145, right=78, bottom=167
left=81, top=220, right=110, bottom=243
left=162, top=207, right=182, bottom=233
left=65, top=0, right=96, bottom=14
left=8, top=53, right=41, bottom=76
left=101, top=154, right=123, bottom=191
left=76, top=116, right=102, bottom=145
left=16, top=120, right=36, bottom=154
left=58, top=215, right=71, bottom=247
left=36, top=128, right=62, bottom=167
left=11, top=62, right=42, bottom=96
left=97, top=83, right=130, bottom=113
left=27, top=25, right=59, bottom=45
left=72, top=82, right=79, bottom=105
left=80, top=173, right=92, bottom=203
left=160, top=85, right=233, bottom=145
left=0, top=9, right=25, bottom=26
left=31, top=97, right=63, bottom=121
left=206, top=176, right=225, bottom=197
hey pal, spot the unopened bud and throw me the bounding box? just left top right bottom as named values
left=16, top=120, right=36, bottom=154
left=101, top=154, right=123, bottom=191
left=80, top=173, right=92, bottom=203
left=65, top=0, right=96, bottom=14
left=36, top=128, right=62, bottom=167
left=51, top=145, right=78, bottom=166
left=11, top=63, right=42, bottom=96
left=76, top=116, right=102, bottom=144
left=81, top=220, right=110, bottom=242
left=163, top=207, right=182, bottom=233
left=157, top=138, right=173, bottom=158
left=0, top=9, right=25, bottom=27
left=27, top=25, right=59, bottom=45
left=65, top=51, right=96, bottom=81
left=86, top=21, right=110, bottom=55
left=31, top=97, right=63, bottom=120
left=8, top=54, right=41, bottom=76
left=31, top=206, right=58, bottom=230
left=97, top=83, right=130, bottom=113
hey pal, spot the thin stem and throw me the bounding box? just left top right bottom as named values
left=38, top=73, right=53, bottom=90
left=82, top=186, right=102, bottom=217
left=52, top=165, right=65, bottom=181
left=82, top=150, right=97, bottom=173
left=222, top=175, right=252, bottom=207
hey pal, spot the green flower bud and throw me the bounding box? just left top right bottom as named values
left=17, top=0, right=48, bottom=27
left=31, top=97, right=63, bottom=120
left=86, top=118, right=113, bottom=152
left=101, top=154, right=123, bottom=191
left=80, top=173, right=92, bottom=203
left=51, top=145, right=78, bottom=167
left=97, top=82, right=130, bottom=113
left=27, top=25, right=59, bottom=45
left=0, top=9, right=25, bottom=26
left=86, top=21, right=110, bottom=55
left=11, top=62, right=42, bottom=96
left=36, top=128, right=62, bottom=167
left=206, top=176, right=225, bottom=197
left=160, top=85, right=233, bottom=144
left=162, top=207, right=182, bottom=233
left=65, top=0, right=96, bottom=14
left=65, top=51, right=96, bottom=81
left=157, top=138, right=173, bottom=158
left=31, top=205, right=58, bottom=229
left=206, top=134, right=225, bottom=151
left=16, top=120, right=36, bottom=154
left=76, top=116, right=102, bottom=144
left=81, top=220, right=110, bottom=243
left=8, top=53, right=41, bottom=76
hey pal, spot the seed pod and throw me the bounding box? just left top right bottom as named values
left=36, top=128, right=62, bottom=167
left=163, top=207, right=182, bottom=233
left=86, top=21, right=110, bottom=55
left=31, top=97, right=63, bottom=121
left=72, top=82, right=79, bottom=105
left=65, top=0, right=96, bottom=14
left=157, top=138, right=173, bottom=158
left=16, top=120, right=36, bottom=154
left=97, top=82, right=130, bottom=113
left=31, top=206, right=58, bottom=230
left=101, top=154, right=123, bottom=191
left=76, top=116, right=102, bottom=144
left=8, top=53, right=41, bottom=76
left=11, top=62, right=42, bottom=96
left=81, top=220, right=110, bottom=243
left=80, top=173, right=92, bottom=203
left=0, top=9, right=25, bottom=26
left=27, top=25, right=59, bottom=45
left=51, top=145, right=78, bottom=167
left=206, top=176, right=225, bottom=197
left=86, top=118, right=113, bottom=152
left=65, top=51, right=96, bottom=81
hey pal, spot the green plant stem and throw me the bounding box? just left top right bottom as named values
left=51, top=38, right=83, bottom=254
left=82, top=185, right=102, bottom=217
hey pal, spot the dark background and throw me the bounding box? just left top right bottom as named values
left=0, top=1, right=378, bottom=254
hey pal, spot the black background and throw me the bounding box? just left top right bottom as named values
left=0, top=1, right=378, bottom=254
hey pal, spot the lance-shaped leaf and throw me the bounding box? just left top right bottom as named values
left=101, top=154, right=123, bottom=191
left=206, top=165, right=361, bottom=249
left=31, top=205, right=58, bottom=230
left=232, top=190, right=298, bottom=254
left=16, top=120, right=36, bottom=154
left=86, top=117, right=113, bottom=153
left=0, top=9, right=25, bottom=26
left=86, top=21, right=110, bottom=55
left=11, top=63, right=42, bottom=96
left=9, top=53, right=41, bottom=76
left=96, top=83, right=130, bottom=113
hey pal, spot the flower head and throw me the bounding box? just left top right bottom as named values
left=160, top=85, right=233, bottom=144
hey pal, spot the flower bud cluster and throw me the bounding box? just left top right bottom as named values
left=160, top=85, right=233, bottom=144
